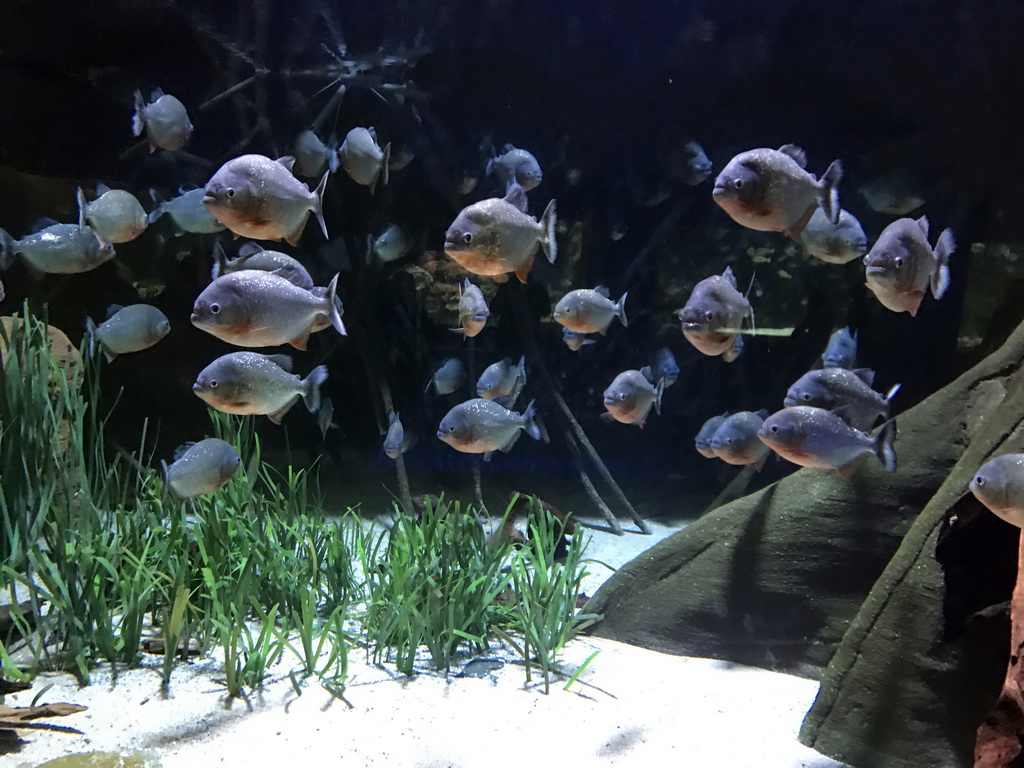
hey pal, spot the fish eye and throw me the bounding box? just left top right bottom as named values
left=226, top=188, right=236, bottom=199
left=734, top=179, right=744, bottom=189
left=618, top=393, right=628, bottom=401
left=447, top=425, right=456, bottom=432
left=801, top=393, right=812, bottom=401
left=463, top=233, right=473, bottom=244
left=770, top=425, right=779, bottom=433
left=704, top=311, right=714, bottom=321
left=894, top=258, right=903, bottom=269
left=210, top=303, right=221, bottom=315
left=210, top=379, right=218, bottom=388
left=975, top=475, right=985, bottom=486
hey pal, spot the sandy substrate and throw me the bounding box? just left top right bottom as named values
left=3, top=518, right=846, bottom=768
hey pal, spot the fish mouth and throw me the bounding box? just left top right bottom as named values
left=603, top=396, right=616, bottom=406
left=783, top=396, right=799, bottom=407
left=683, top=321, right=703, bottom=331
left=190, top=312, right=201, bottom=324
left=191, top=383, right=203, bottom=393
left=201, top=193, right=217, bottom=206
left=712, top=184, right=726, bottom=197
left=552, top=312, right=562, bottom=319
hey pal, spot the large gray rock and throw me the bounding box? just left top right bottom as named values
left=584, top=320, right=1024, bottom=678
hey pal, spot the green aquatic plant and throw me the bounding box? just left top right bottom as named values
left=359, top=496, right=515, bottom=675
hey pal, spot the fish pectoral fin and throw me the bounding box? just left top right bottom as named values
left=268, top=402, right=296, bottom=425
left=483, top=451, right=494, bottom=462
left=284, top=219, right=309, bottom=247
left=513, top=261, right=533, bottom=284
left=835, top=456, right=867, bottom=479
left=289, top=328, right=312, bottom=351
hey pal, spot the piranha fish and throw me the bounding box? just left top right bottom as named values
left=148, top=188, right=227, bottom=234
left=191, top=270, right=345, bottom=350
left=211, top=242, right=313, bottom=289
left=477, top=355, right=526, bottom=400
left=86, top=304, right=170, bottom=362
left=553, top=287, right=627, bottom=335
left=77, top=186, right=147, bottom=244
left=383, top=411, right=414, bottom=459
left=437, top=398, right=541, bottom=459
left=162, top=438, right=241, bottom=501
left=368, top=224, right=413, bottom=263
left=602, top=367, right=664, bottom=428
left=443, top=182, right=557, bottom=283
left=132, top=89, right=193, bottom=152
left=457, top=279, right=489, bottom=338
left=758, top=406, right=897, bottom=477
left=680, top=140, right=713, bottom=186
left=561, top=328, right=596, bottom=351
left=799, top=207, right=867, bottom=265
left=785, top=368, right=899, bottom=432
left=193, top=352, right=328, bottom=424
left=203, top=154, right=329, bottom=246
left=822, top=327, right=857, bottom=369
left=970, top=454, right=1024, bottom=528
left=677, top=266, right=751, bottom=362
left=0, top=221, right=114, bottom=275
left=487, top=144, right=543, bottom=191
left=426, top=358, right=466, bottom=395
left=338, top=127, right=390, bottom=193
left=863, top=216, right=955, bottom=316
left=695, top=412, right=730, bottom=458
left=710, top=410, right=771, bottom=470
left=293, top=129, right=339, bottom=178
left=713, top=144, right=843, bottom=238
left=649, top=347, right=680, bottom=388
left=858, top=170, right=925, bottom=216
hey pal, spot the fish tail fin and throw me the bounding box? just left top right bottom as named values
left=522, top=399, right=542, bottom=441
left=302, top=364, right=329, bottom=413
left=540, top=199, right=557, bottom=264
left=654, top=377, right=665, bottom=416
left=723, top=334, right=744, bottom=363
left=324, top=273, right=347, bottom=335
left=76, top=187, right=88, bottom=229
left=931, top=228, right=956, bottom=300
left=379, top=142, right=391, bottom=191
left=0, top=228, right=14, bottom=270
left=327, top=134, right=341, bottom=174
left=131, top=90, right=145, bottom=137
left=85, top=316, right=100, bottom=359
left=819, top=159, right=844, bottom=225
left=885, top=383, right=901, bottom=403
left=873, top=419, right=898, bottom=473
left=211, top=242, right=227, bottom=281
left=313, top=171, right=330, bottom=240
left=616, top=291, right=629, bottom=328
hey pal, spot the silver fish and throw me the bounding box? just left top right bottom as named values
left=486, top=144, right=543, bottom=191
left=822, top=327, right=857, bottom=369
left=710, top=410, right=771, bottom=470
left=0, top=222, right=114, bottom=275
left=192, top=351, right=328, bottom=424
left=162, top=438, right=241, bottom=501
left=383, top=410, right=412, bottom=459
left=437, top=398, right=541, bottom=458
left=148, top=188, right=226, bottom=234
left=211, top=242, right=313, bottom=290
left=293, top=129, right=339, bottom=178
left=369, top=224, right=413, bottom=263
left=203, top=154, right=329, bottom=246
left=86, top=303, right=170, bottom=362
left=695, top=412, right=730, bottom=458
left=425, top=358, right=466, bottom=395
left=602, top=367, right=664, bottom=428
left=191, top=270, right=345, bottom=350
left=458, top=279, right=489, bottom=338
left=477, top=355, right=526, bottom=400
left=676, top=267, right=750, bottom=362
left=713, top=145, right=842, bottom=237
left=78, top=186, right=147, bottom=244
left=132, top=89, right=193, bottom=152
left=649, top=347, right=680, bottom=388
left=553, top=287, right=627, bottom=335
left=443, top=183, right=556, bottom=283
left=799, top=207, right=867, bottom=265
left=785, top=368, right=899, bottom=431
left=758, top=406, right=896, bottom=477
left=338, top=127, right=390, bottom=193
left=970, top=454, right=1024, bottom=528
left=561, top=328, right=595, bottom=352
left=864, top=216, right=955, bottom=316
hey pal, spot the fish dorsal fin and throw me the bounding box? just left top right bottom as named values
left=105, top=304, right=124, bottom=320
left=778, top=144, right=807, bottom=167
left=238, top=242, right=264, bottom=258
left=276, top=155, right=297, bottom=172
left=755, top=409, right=770, bottom=419
left=388, top=410, right=399, bottom=426
left=30, top=217, right=60, bottom=233
left=264, top=354, right=294, bottom=372
left=852, top=368, right=875, bottom=386
left=150, top=88, right=166, bottom=102
left=172, top=441, right=196, bottom=461
left=503, top=181, right=528, bottom=213
left=722, top=266, right=738, bottom=288
left=594, top=285, right=610, bottom=298
left=501, top=143, right=515, bottom=154
left=915, top=215, right=929, bottom=236
left=368, top=127, right=378, bottom=142
left=640, top=365, right=655, bottom=383
left=95, top=183, right=111, bottom=196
